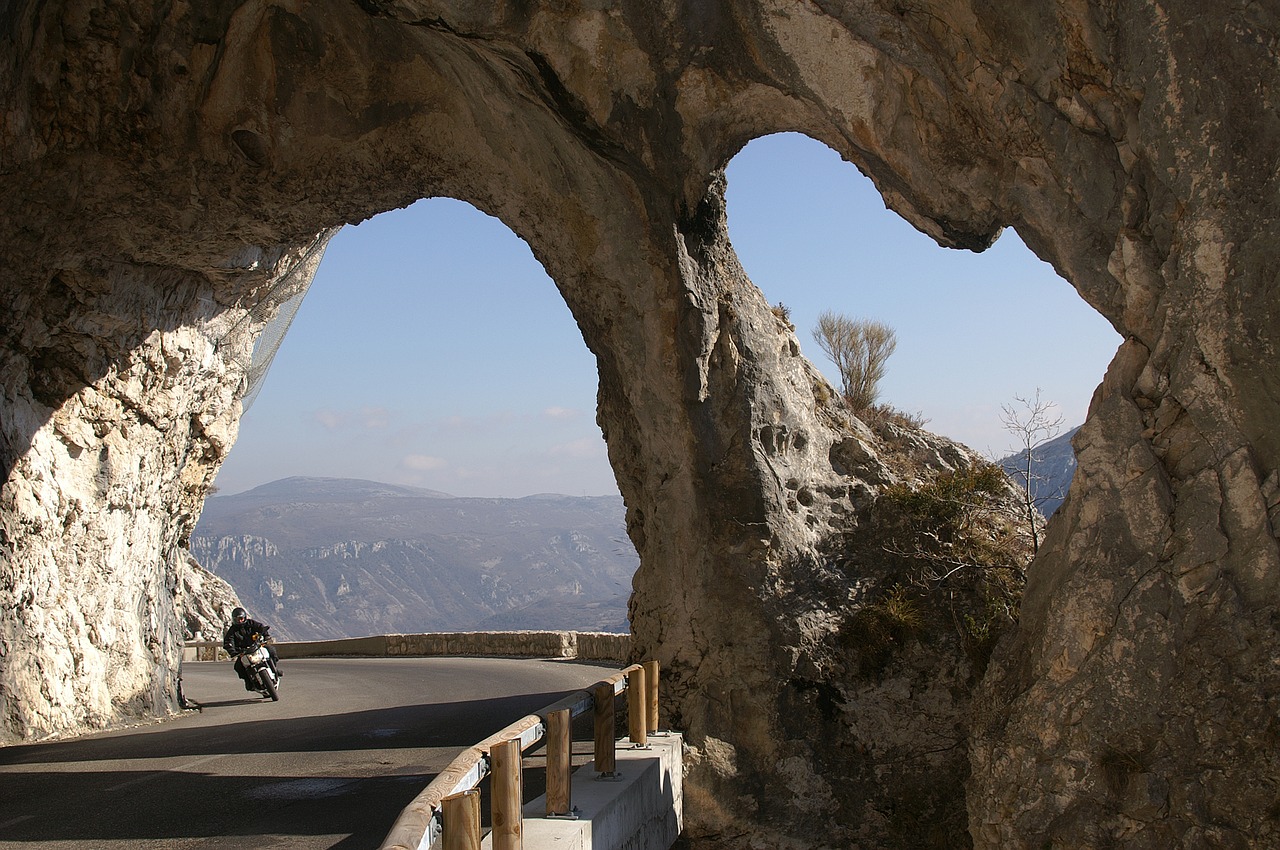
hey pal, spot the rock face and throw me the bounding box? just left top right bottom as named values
left=2, top=2, right=1277, bottom=848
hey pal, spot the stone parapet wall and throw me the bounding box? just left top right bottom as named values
left=268, top=631, right=631, bottom=663
left=274, top=635, right=391, bottom=659
left=390, top=631, right=574, bottom=659
left=576, top=632, right=632, bottom=662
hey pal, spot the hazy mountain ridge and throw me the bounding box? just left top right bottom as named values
left=192, top=477, right=635, bottom=640
left=999, top=426, right=1080, bottom=517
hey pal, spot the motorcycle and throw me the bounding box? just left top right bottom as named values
left=235, top=636, right=281, bottom=701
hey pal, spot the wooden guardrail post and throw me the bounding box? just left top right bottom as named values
left=491, top=738, right=524, bottom=850
left=442, top=789, right=482, bottom=850
left=545, top=708, right=573, bottom=816
left=643, top=659, right=660, bottom=732
left=593, top=681, right=617, bottom=776
left=627, top=665, right=648, bottom=747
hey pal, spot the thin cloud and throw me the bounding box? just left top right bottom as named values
left=543, top=406, right=581, bottom=420
left=548, top=437, right=607, bottom=459
left=402, top=454, right=447, bottom=471
left=439, top=412, right=516, bottom=432
left=313, top=407, right=393, bottom=431
left=360, top=407, right=392, bottom=429
left=313, top=409, right=346, bottom=430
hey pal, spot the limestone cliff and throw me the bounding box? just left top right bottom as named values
left=2, top=3, right=1278, bottom=849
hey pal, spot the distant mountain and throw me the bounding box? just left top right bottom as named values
left=191, top=477, right=636, bottom=640
left=999, top=426, right=1080, bottom=517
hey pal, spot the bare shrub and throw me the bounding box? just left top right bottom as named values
left=812, top=311, right=897, bottom=411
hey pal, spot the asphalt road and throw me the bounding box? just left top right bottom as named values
left=0, top=656, right=620, bottom=850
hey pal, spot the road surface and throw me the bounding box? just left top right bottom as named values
left=0, top=656, right=620, bottom=849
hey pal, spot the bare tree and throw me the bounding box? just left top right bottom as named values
left=1000, top=389, right=1064, bottom=555
left=811, top=311, right=898, bottom=411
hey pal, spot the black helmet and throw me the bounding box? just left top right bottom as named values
left=232, top=607, right=247, bottom=622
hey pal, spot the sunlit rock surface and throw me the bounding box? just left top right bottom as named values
left=2, top=2, right=1278, bottom=848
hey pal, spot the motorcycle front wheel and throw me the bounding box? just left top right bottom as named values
left=261, top=671, right=279, bottom=701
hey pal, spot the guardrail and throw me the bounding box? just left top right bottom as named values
left=380, top=659, right=662, bottom=850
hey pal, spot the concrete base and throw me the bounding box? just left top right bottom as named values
left=484, top=733, right=683, bottom=850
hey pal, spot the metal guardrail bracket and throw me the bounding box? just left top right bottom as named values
left=595, top=771, right=623, bottom=782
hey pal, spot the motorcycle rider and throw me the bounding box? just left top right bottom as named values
left=222, top=607, right=282, bottom=690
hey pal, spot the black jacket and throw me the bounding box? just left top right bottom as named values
left=223, top=618, right=271, bottom=654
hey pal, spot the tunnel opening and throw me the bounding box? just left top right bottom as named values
left=216, top=198, right=614, bottom=499
left=196, top=198, right=636, bottom=641
left=724, top=132, right=1121, bottom=460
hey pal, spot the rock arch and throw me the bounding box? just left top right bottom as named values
left=2, top=2, right=1277, bottom=848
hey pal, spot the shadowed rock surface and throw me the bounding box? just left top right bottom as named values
left=2, top=2, right=1278, bottom=848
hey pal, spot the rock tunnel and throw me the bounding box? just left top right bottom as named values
left=2, top=1, right=1278, bottom=847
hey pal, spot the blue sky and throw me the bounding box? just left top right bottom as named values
left=212, top=133, right=1121, bottom=498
